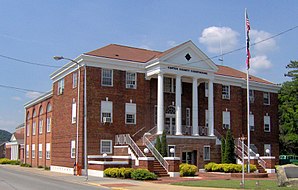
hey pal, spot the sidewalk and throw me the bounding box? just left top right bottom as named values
left=2, top=165, right=275, bottom=190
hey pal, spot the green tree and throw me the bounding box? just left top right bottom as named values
left=279, top=60, right=298, bottom=155
left=221, top=138, right=226, bottom=163
left=155, top=135, right=162, bottom=154
left=161, top=130, right=168, bottom=157
left=224, top=129, right=236, bottom=163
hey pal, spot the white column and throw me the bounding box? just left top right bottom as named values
left=175, top=75, right=182, bottom=135
left=157, top=73, right=164, bottom=134
left=192, top=78, right=199, bottom=136
left=208, top=80, right=214, bottom=136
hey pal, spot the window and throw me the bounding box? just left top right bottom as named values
left=264, top=144, right=271, bottom=156
left=125, top=103, right=136, bottom=124
left=46, top=143, right=50, bottom=160
left=249, top=90, right=254, bottom=103
left=71, top=140, right=75, bottom=158
left=102, top=69, right=113, bottom=86
left=72, top=99, right=76, bottom=124
left=101, top=100, right=113, bottom=123
left=126, top=72, right=137, bottom=89
left=39, top=119, right=43, bottom=134
left=222, top=111, right=230, bottom=129
left=154, top=105, right=157, bottom=126
left=39, top=106, right=43, bottom=116
left=205, top=110, right=209, bottom=128
left=33, top=109, right=36, bottom=117
left=32, top=121, right=36, bottom=135
left=263, top=92, right=270, bottom=105
left=26, top=124, right=30, bottom=137
left=204, top=146, right=210, bottom=161
left=205, top=82, right=209, bottom=97
left=168, top=145, right=176, bottom=157
left=47, top=103, right=52, bottom=112
left=222, top=85, right=230, bottom=99
left=58, top=78, right=65, bottom=95
left=32, top=144, right=35, bottom=158
left=186, top=108, right=191, bottom=126
left=264, top=115, right=270, bottom=132
left=100, top=140, right=112, bottom=154
left=38, top=144, right=42, bottom=158
left=73, top=72, right=78, bottom=88
left=164, top=77, right=175, bottom=93
left=249, top=113, right=255, bottom=131
left=26, top=145, right=29, bottom=158
left=46, top=117, right=51, bottom=132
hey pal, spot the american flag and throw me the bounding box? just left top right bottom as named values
left=246, top=10, right=251, bottom=69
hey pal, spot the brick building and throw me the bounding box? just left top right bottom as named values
left=24, top=41, right=279, bottom=175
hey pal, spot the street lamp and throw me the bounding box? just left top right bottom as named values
left=144, top=148, right=149, bottom=154
left=265, top=149, right=270, bottom=156
left=53, top=56, right=88, bottom=180
left=170, top=148, right=175, bottom=157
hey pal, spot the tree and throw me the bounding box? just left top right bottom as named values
left=223, top=129, right=236, bottom=163
left=279, top=60, right=298, bottom=155
left=161, top=130, right=168, bottom=157
left=221, top=138, right=226, bottom=163
left=155, top=135, right=162, bottom=154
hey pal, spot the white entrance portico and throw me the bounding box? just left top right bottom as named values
left=145, top=41, right=218, bottom=136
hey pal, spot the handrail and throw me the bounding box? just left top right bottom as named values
left=143, top=134, right=169, bottom=172
left=132, top=127, right=145, bottom=137
left=115, top=134, right=145, bottom=158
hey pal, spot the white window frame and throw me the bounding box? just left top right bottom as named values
left=222, top=85, right=230, bottom=99
left=264, top=115, right=271, bottom=132
left=101, top=69, right=113, bottom=86
left=38, top=144, right=42, bottom=158
left=100, top=140, right=112, bottom=154
left=249, top=90, right=254, bottom=103
left=46, top=117, right=51, bottom=133
left=164, top=77, right=175, bottom=93
left=57, top=78, right=64, bottom=95
left=222, top=111, right=230, bottom=129
left=205, top=82, right=209, bottom=97
left=101, top=100, right=113, bottom=123
left=126, top=72, right=137, bottom=89
left=264, top=144, right=271, bottom=156
left=32, top=121, right=36, bottom=135
left=249, top=113, right=255, bottom=131
left=32, top=144, right=35, bottom=159
left=72, top=99, right=77, bottom=124
left=186, top=108, right=191, bottom=126
left=263, top=92, right=270, bottom=105
left=39, top=119, right=43, bottom=134
left=203, top=145, right=211, bottom=161
left=71, top=140, right=76, bottom=158
left=46, top=143, right=50, bottom=160
left=125, top=103, right=136, bottom=124
left=26, top=145, right=29, bottom=158
left=73, top=72, right=78, bottom=88
left=26, top=124, right=30, bottom=137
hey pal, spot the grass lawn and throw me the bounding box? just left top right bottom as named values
left=172, top=179, right=297, bottom=190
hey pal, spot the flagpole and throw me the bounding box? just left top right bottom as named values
left=245, top=8, right=251, bottom=173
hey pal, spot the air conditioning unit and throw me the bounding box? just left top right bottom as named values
left=72, top=117, right=76, bottom=123
left=127, top=84, right=135, bottom=89
left=223, top=124, right=230, bottom=129
left=103, top=117, right=111, bottom=123
left=222, top=94, right=230, bottom=99
left=58, top=87, right=64, bottom=95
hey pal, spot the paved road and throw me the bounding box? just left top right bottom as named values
left=0, top=166, right=107, bottom=190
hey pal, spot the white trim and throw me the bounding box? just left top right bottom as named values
left=138, top=157, right=155, bottom=161
left=50, top=166, right=74, bottom=175
left=167, top=135, right=217, bottom=140
left=88, top=169, right=104, bottom=177
left=265, top=169, right=276, bottom=173
left=88, top=155, right=131, bottom=159
left=101, top=69, right=113, bottom=87
left=168, top=172, right=180, bottom=177
left=100, top=140, right=113, bottom=154
left=164, top=157, right=180, bottom=161
left=24, top=91, right=52, bottom=108
left=88, top=161, right=129, bottom=165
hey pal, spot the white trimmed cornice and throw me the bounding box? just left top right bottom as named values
left=24, top=91, right=53, bottom=109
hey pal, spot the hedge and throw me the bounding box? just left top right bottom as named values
left=0, top=158, right=20, bottom=165
left=204, top=162, right=257, bottom=173
left=104, top=168, right=157, bottom=180
left=179, top=163, right=197, bottom=176
left=131, top=169, right=157, bottom=180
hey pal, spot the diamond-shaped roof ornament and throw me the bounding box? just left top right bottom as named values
left=185, top=53, right=191, bottom=61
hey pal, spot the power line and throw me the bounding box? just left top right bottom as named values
left=0, top=84, right=45, bottom=93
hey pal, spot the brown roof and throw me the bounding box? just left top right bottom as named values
left=85, top=43, right=273, bottom=85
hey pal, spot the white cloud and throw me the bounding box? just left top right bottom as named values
left=250, top=30, right=277, bottom=54
left=11, top=96, right=21, bottom=101
left=25, top=91, right=43, bottom=99
left=0, top=119, right=18, bottom=132
left=249, top=55, right=273, bottom=74
left=167, top=40, right=177, bottom=48
left=199, top=26, right=239, bottom=54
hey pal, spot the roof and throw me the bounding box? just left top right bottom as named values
left=85, top=42, right=274, bottom=85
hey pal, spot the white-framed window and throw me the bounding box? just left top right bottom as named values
left=71, top=140, right=76, bottom=158
left=57, top=78, right=64, bottom=95
left=164, top=77, right=175, bottom=93
left=100, top=140, right=112, bottom=154
left=203, top=145, right=211, bottom=161
left=168, top=145, right=176, bottom=157
left=125, top=103, right=136, bottom=124
left=263, top=92, right=270, bottom=105
left=72, top=99, right=76, bottom=124
left=264, top=144, right=271, bottom=156
left=26, top=124, right=30, bottom=137
left=102, top=69, right=113, bottom=86
left=32, top=144, right=35, bottom=159
left=46, top=117, right=51, bottom=133
left=222, top=85, right=230, bottom=99
left=154, top=105, right=157, bottom=126
left=38, top=144, right=42, bottom=158
left=205, top=109, right=209, bottom=128
left=186, top=108, right=191, bottom=126
left=26, top=145, right=29, bottom=158
left=32, top=121, right=36, bottom=135
left=39, top=119, right=43, bottom=134
left=249, top=113, right=255, bottom=131
left=249, top=90, right=254, bottom=103
left=126, top=72, right=137, bottom=89
left=222, top=111, right=230, bottom=129
left=205, top=82, right=209, bottom=97
left=73, top=72, right=78, bottom=88
left=46, top=143, right=50, bottom=160
left=264, top=115, right=271, bottom=132
left=101, top=100, right=113, bottom=123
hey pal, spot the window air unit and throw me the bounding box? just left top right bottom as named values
left=103, top=117, right=111, bottom=123
left=127, top=84, right=135, bottom=89
left=222, top=94, right=230, bottom=99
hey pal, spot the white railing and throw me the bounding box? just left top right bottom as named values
left=143, top=134, right=169, bottom=172
left=115, top=134, right=145, bottom=158
left=132, top=127, right=145, bottom=137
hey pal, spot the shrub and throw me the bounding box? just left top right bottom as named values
left=179, top=163, right=197, bottom=177
left=104, top=168, right=120, bottom=178
left=0, top=158, right=20, bottom=165
left=119, top=167, right=134, bottom=178
left=44, top=166, right=50, bottom=170
left=38, top=166, right=43, bottom=169
left=131, top=169, right=157, bottom=180
left=204, top=163, right=257, bottom=173
left=20, top=163, right=32, bottom=167
left=204, top=162, right=216, bottom=172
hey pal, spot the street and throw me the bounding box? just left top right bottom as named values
left=0, top=165, right=107, bottom=190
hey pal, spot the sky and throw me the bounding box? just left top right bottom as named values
left=0, top=0, right=297, bottom=132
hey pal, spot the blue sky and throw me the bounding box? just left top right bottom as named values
left=0, top=0, right=297, bottom=132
